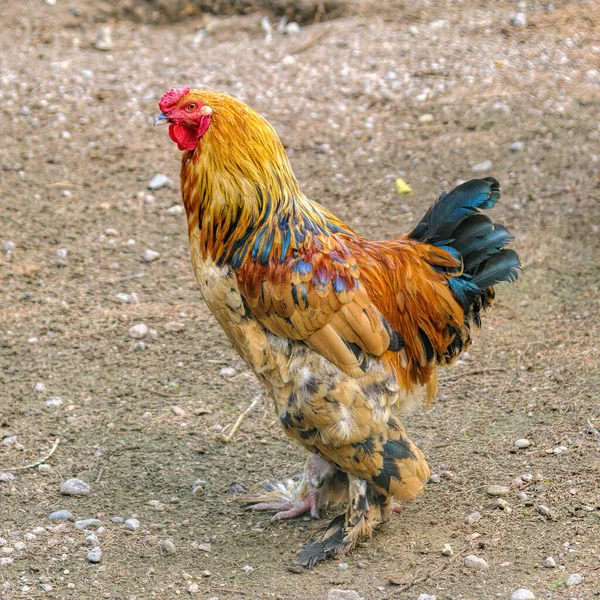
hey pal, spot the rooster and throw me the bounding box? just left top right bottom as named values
left=155, top=87, right=521, bottom=567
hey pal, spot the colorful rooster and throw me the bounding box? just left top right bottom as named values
left=155, top=87, right=521, bottom=567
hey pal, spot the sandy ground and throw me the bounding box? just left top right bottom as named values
left=1, top=1, right=599, bottom=599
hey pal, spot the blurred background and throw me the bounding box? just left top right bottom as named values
left=1, top=1, right=599, bottom=598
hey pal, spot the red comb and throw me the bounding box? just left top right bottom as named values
left=159, top=87, right=191, bottom=112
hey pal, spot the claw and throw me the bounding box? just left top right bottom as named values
left=246, top=492, right=318, bottom=520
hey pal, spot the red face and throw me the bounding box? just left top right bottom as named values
left=157, top=87, right=212, bottom=152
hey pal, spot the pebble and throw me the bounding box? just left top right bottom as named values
left=160, top=539, right=176, bottom=555
left=327, top=591, right=360, bottom=600
left=3, top=241, right=16, bottom=253
left=171, top=406, right=186, bottom=416
left=87, top=547, right=102, bottom=563
left=45, top=396, right=63, bottom=408
left=74, top=519, right=102, bottom=530
left=429, top=473, right=441, bottom=483
left=464, top=511, right=482, bottom=525
left=536, top=505, right=551, bottom=517
left=94, top=26, right=113, bottom=51
left=197, top=542, right=212, bottom=553
left=496, top=498, right=511, bottom=512
left=441, top=543, right=453, bottom=556
left=110, top=516, right=124, bottom=523
left=471, top=159, right=493, bottom=173
left=543, top=556, right=556, bottom=568
left=511, top=589, right=535, bottom=600
left=417, top=595, right=437, bottom=600
left=219, top=367, right=236, bottom=377
left=85, top=533, right=100, bottom=548
left=134, top=341, right=146, bottom=351
left=40, top=583, right=53, bottom=592
left=511, top=12, right=528, bottom=27
left=337, top=562, right=348, bottom=570
left=33, top=382, right=46, bottom=393
left=115, top=292, right=139, bottom=304
left=56, top=248, right=68, bottom=259
left=241, top=564, right=253, bottom=574
left=129, top=323, right=148, bottom=339
left=520, top=473, right=533, bottom=483
left=167, top=205, right=184, bottom=215
left=486, top=485, right=510, bottom=497
left=188, top=582, right=200, bottom=594
left=464, top=555, right=489, bottom=571
left=164, top=321, right=185, bottom=332
left=0, top=557, right=13, bottom=565
left=565, top=573, right=584, bottom=586
left=38, top=464, right=52, bottom=474
left=60, top=478, right=91, bottom=496
left=124, top=518, right=140, bottom=531
left=142, top=249, right=160, bottom=262
left=418, top=113, right=434, bottom=124
left=1, top=436, right=16, bottom=446
left=514, top=438, right=531, bottom=448
left=285, top=22, right=300, bottom=35
left=281, top=55, right=296, bottom=66
left=510, top=141, right=524, bottom=153
left=49, top=510, right=74, bottom=522
left=148, top=174, right=169, bottom=190
left=0, top=472, right=16, bottom=483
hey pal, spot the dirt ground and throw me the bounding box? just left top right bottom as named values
left=1, top=1, right=599, bottom=599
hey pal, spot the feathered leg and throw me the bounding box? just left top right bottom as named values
left=242, top=453, right=347, bottom=520
left=296, top=475, right=384, bottom=568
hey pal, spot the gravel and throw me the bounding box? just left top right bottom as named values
left=510, top=141, right=525, bottom=153
left=129, top=323, right=148, bottom=339
left=74, top=518, right=102, bottom=530
left=60, top=478, right=91, bottom=496
left=486, top=485, right=510, bottom=497
left=542, top=556, right=556, bottom=568
left=565, top=573, right=584, bottom=587
left=142, top=249, right=160, bottom=262
left=464, top=511, right=482, bottom=525
left=511, top=589, right=535, bottom=600
left=164, top=321, right=185, bottom=332
left=87, top=547, right=102, bottom=563
left=160, top=539, right=176, bottom=555
left=471, top=159, right=492, bottom=173
left=48, top=510, right=74, bottom=521
left=124, top=518, right=140, bottom=531
left=0, top=472, right=16, bottom=483
left=536, top=505, right=551, bottom=517
left=3, top=241, right=16, bottom=253
left=219, top=367, right=237, bottom=377
left=167, top=204, right=184, bottom=215
left=148, top=174, right=170, bottom=190
left=115, top=292, right=139, bottom=304
left=327, top=591, right=360, bottom=600
left=463, top=555, right=489, bottom=571
left=510, top=12, right=528, bottom=27
left=45, top=396, right=63, bottom=408
left=513, top=438, right=531, bottom=448
left=94, top=26, right=113, bottom=51
left=441, top=543, right=453, bottom=556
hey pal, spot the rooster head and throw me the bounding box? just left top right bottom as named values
left=155, top=87, right=213, bottom=151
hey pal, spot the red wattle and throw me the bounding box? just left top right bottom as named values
left=168, top=116, right=212, bottom=152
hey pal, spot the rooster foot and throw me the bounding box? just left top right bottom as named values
left=243, top=478, right=320, bottom=520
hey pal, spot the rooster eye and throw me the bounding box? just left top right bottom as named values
left=186, top=103, right=196, bottom=111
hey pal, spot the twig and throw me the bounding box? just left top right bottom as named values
left=290, top=28, right=328, bottom=54
left=587, top=418, right=600, bottom=440
left=1, top=438, right=60, bottom=472
left=118, top=273, right=145, bottom=282
left=217, top=396, right=261, bottom=443
left=441, top=367, right=506, bottom=383
left=96, top=467, right=105, bottom=484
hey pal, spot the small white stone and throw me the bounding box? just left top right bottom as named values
left=472, top=159, right=493, bottom=173
left=536, top=505, right=551, bottom=517
left=33, top=382, right=46, bottom=393
left=430, top=473, right=441, bottom=483
left=284, top=22, right=300, bottom=34
left=281, top=55, right=296, bottom=66
left=129, top=324, right=148, bottom=339
left=486, top=485, right=510, bottom=497
left=60, top=478, right=91, bottom=496
left=510, top=141, right=524, bottom=153
left=85, top=533, right=100, bottom=548
left=87, top=547, right=102, bottom=563
left=40, top=583, right=53, bottom=592
left=124, top=518, right=140, bottom=531
left=327, top=591, right=360, bottom=600
left=56, top=248, right=68, bottom=259
left=143, top=249, right=160, bottom=262
left=134, top=341, right=146, bottom=352
left=543, top=556, right=556, bottom=568
left=160, top=539, right=176, bottom=555
left=511, top=12, right=528, bottom=27
left=148, top=174, right=169, bottom=190
left=3, top=241, right=16, bottom=253
left=171, top=406, right=186, bottom=416
left=115, top=292, right=139, bottom=304
left=167, top=205, right=184, bottom=215
left=241, top=564, right=253, bottom=574
left=164, top=322, right=185, bottom=332
left=565, top=573, right=583, bottom=586
left=417, top=595, right=437, bottom=600
left=464, top=555, right=489, bottom=571
left=464, top=511, right=482, bottom=525
left=28, top=337, right=39, bottom=344
left=337, top=562, right=348, bottom=570
left=0, top=472, right=16, bottom=483
left=441, top=543, right=453, bottom=556
left=511, top=589, right=535, bottom=600
left=0, top=557, right=13, bottom=565
left=94, top=26, right=113, bottom=51
left=219, top=367, right=236, bottom=377
left=49, top=510, right=74, bottom=521
left=45, top=396, right=63, bottom=408
left=520, top=473, right=533, bottom=483
left=1, top=436, right=17, bottom=446
left=74, top=518, right=102, bottom=530
left=418, top=113, right=434, bottom=124
left=514, top=438, right=531, bottom=448
left=188, top=582, right=200, bottom=594
left=496, top=498, right=511, bottom=512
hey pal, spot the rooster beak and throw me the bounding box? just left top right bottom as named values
left=154, top=113, right=170, bottom=127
